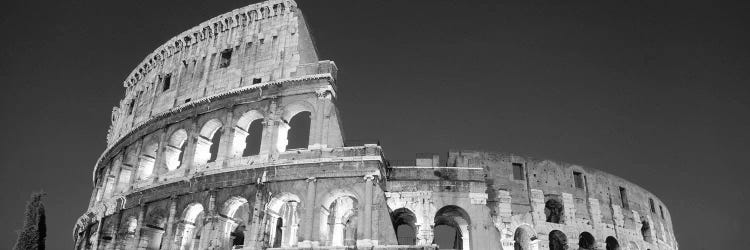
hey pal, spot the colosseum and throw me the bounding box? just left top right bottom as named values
left=73, top=1, right=678, bottom=250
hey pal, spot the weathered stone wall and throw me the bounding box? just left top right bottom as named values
left=76, top=1, right=677, bottom=250
left=384, top=151, right=678, bottom=250
left=107, top=0, right=326, bottom=147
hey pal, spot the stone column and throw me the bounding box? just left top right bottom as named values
left=562, top=192, right=576, bottom=224
left=416, top=223, right=434, bottom=246
left=281, top=202, right=299, bottom=247
left=357, top=175, right=375, bottom=248
left=153, top=129, right=169, bottom=176
left=247, top=190, right=265, bottom=247
left=105, top=212, right=123, bottom=250
left=160, top=199, right=178, bottom=250
left=134, top=206, right=146, bottom=250
left=530, top=189, right=545, bottom=223
left=588, top=198, right=602, bottom=228
left=304, top=178, right=317, bottom=240
left=459, top=224, right=471, bottom=250
left=496, top=190, right=512, bottom=222
left=217, top=110, right=234, bottom=166
left=181, top=119, right=199, bottom=175
left=172, top=222, right=194, bottom=250
left=267, top=214, right=280, bottom=247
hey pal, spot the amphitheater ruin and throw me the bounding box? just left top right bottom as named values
left=74, top=1, right=678, bottom=249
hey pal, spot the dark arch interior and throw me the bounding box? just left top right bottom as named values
left=177, top=138, right=187, bottom=166
left=231, top=224, right=245, bottom=247
left=208, top=128, right=223, bottom=162
left=272, top=217, right=283, bottom=247
left=242, top=119, right=263, bottom=156
left=544, top=198, right=564, bottom=223
left=579, top=232, right=596, bottom=249
left=548, top=230, right=567, bottom=250
left=286, top=111, right=311, bottom=150
left=434, top=224, right=461, bottom=250
left=606, top=236, right=620, bottom=250
left=433, top=206, right=469, bottom=250
left=392, top=208, right=417, bottom=245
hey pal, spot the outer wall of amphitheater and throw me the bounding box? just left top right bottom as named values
left=73, top=0, right=678, bottom=250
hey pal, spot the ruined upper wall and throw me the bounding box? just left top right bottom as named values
left=106, top=0, right=333, bottom=147
left=387, top=150, right=678, bottom=249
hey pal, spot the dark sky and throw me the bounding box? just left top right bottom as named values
left=1, top=0, right=748, bottom=249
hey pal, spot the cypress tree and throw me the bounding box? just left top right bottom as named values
left=14, top=192, right=46, bottom=250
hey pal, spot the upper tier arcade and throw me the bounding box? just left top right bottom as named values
left=107, top=0, right=328, bottom=147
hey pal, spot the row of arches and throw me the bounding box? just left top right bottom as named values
left=514, top=227, right=633, bottom=250
left=390, top=205, right=472, bottom=250
left=129, top=105, right=312, bottom=181
left=105, top=189, right=361, bottom=250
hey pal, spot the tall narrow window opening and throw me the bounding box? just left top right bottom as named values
left=220, top=49, right=233, bottom=68
left=127, top=99, right=135, bottom=115
left=512, top=163, right=525, bottom=180
left=162, top=74, right=172, bottom=91
left=649, top=198, right=656, bottom=213
left=659, top=205, right=665, bottom=219
left=619, top=187, right=629, bottom=209
left=573, top=172, right=584, bottom=189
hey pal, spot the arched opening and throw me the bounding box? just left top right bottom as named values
left=641, top=220, right=653, bottom=243
left=513, top=225, right=535, bottom=250
left=319, top=190, right=358, bottom=247
left=165, top=129, right=188, bottom=171
left=265, top=193, right=301, bottom=248
left=277, top=103, right=313, bottom=152
left=434, top=205, right=471, bottom=250
left=244, top=120, right=263, bottom=156
left=324, top=196, right=358, bottom=246
left=137, top=141, right=158, bottom=180
left=178, top=203, right=204, bottom=250
left=545, top=198, right=564, bottom=224
left=233, top=110, right=264, bottom=157
left=605, top=236, right=620, bottom=250
left=578, top=232, right=596, bottom=250
left=194, top=119, right=223, bottom=165
left=222, top=197, right=250, bottom=248
left=392, top=208, right=417, bottom=245
left=548, top=230, right=568, bottom=250
left=286, top=111, right=311, bottom=150
left=143, top=208, right=167, bottom=250
left=178, top=203, right=205, bottom=250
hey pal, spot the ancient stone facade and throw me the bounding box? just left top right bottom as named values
left=74, top=1, right=677, bottom=250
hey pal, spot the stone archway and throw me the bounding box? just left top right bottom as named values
left=433, top=205, right=471, bottom=250
left=548, top=230, right=568, bottom=250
